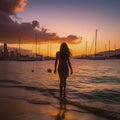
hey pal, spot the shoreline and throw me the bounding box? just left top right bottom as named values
left=0, top=86, right=108, bottom=120
left=0, top=97, right=108, bottom=120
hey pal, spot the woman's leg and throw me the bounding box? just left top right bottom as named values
left=63, top=77, right=67, bottom=97
left=59, top=74, right=67, bottom=97
left=59, top=76, right=64, bottom=97
left=60, top=79, right=62, bottom=97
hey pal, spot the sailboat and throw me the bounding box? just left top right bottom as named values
left=89, top=29, right=105, bottom=60
left=17, top=37, right=33, bottom=61
left=33, top=33, right=43, bottom=61
left=18, top=34, right=43, bottom=61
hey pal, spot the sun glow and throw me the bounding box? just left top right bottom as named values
left=6, top=42, right=87, bottom=57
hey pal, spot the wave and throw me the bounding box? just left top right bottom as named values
left=0, top=84, right=58, bottom=95
left=72, top=75, right=120, bottom=84
left=89, top=89, right=120, bottom=103
left=66, top=100, right=120, bottom=120
left=1, top=83, right=120, bottom=104
left=89, top=76, right=120, bottom=84
left=0, top=79, right=22, bottom=84
left=69, top=89, right=120, bottom=104
left=0, top=84, right=120, bottom=103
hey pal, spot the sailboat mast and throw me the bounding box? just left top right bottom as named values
left=109, top=40, right=110, bottom=57
left=114, top=43, right=116, bottom=56
left=105, top=44, right=107, bottom=58
left=35, top=33, right=37, bottom=56
left=19, top=36, right=21, bottom=54
left=86, top=40, right=87, bottom=57
left=95, top=29, right=97, bottom=56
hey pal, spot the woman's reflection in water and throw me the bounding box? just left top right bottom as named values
left=56, top=99, right=67, bottom=120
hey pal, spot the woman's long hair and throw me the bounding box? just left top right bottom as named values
left=60, top=42, right=71, bottom=60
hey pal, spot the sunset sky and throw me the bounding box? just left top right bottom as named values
left=0, top=0, right=120, bottom=56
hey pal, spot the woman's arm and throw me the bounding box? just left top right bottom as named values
left=68, top=58, right=73, bottom=75
left=54, top=52, right=59, bottom=74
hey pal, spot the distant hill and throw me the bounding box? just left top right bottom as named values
left=97, top=48, right=120, bottom=57
left=74, top=48, right=120, bottom=59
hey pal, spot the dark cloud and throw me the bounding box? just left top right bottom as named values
left=0, top=0, right=82, bottom=44
left=0, top=0, right=27, bottom=14
left=0, top=11, right=39, bottom=43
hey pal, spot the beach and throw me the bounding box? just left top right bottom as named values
left=0, top=87, right=108, bottom=120
left=0, top=60, right=120, bottom=120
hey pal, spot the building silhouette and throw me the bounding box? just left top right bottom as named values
left=3, top=43, right=9, bottom=59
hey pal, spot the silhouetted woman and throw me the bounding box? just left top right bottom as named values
left=54, top=42, right=73, bottom=97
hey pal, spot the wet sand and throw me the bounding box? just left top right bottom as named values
left=0, top=87, right=108, bottom=120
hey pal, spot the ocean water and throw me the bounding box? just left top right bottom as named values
left=0, top=59, right=120, bottom=119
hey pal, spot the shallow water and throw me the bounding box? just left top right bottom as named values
left=0, top=59, right=120, bottom=119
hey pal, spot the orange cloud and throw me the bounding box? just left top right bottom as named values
left=15, top=0, right=27, bottom=12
